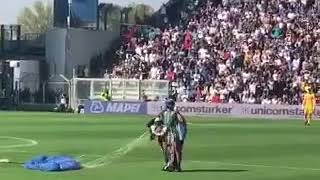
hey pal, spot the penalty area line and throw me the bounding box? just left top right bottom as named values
left=191, top=160, right=320, bottom=171
left=82, top=132, right=148, bottom=169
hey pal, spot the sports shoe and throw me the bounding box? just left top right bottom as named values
left=162, top=166, right=167, bottom=171
left=163, top=165, right=173, bottom=172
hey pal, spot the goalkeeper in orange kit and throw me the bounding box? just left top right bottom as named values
left=302, top=87, right=316, bottom=126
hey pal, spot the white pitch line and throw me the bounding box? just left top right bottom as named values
left=0, top=136, right=38, bottom=149
left=191, top=160, right=320, bottom=171
left=83, top=132, right=148, bottom=169
left=0, top=150, right=28, bottom=153
left=77, top=154, right=105, bottom=162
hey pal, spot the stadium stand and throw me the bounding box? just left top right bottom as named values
left=111, top=0, right=320, bottom=104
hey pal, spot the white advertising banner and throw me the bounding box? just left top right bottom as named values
left=147, top=102, right=320, bottom=119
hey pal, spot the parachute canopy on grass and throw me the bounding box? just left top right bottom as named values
left=24, top=155, right=81, bottom=172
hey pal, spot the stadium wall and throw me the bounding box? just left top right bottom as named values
left=46, top=29, right=67, bottom=76
left=11, top=60, right=40, bottom=93
left=46, top=28, right=119, bottom=79
left=65, top=29, right=118, bottom=78
left=83, top=100, right=320, bottom=120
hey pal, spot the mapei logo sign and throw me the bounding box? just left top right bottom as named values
left=85, top=101, right=146, bottom=114
left=89, top=101, right=105, bottom=113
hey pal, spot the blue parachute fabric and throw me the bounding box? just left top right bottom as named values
left=39, top=162, right=60, bottom=171
left=24, top=155, right=81, bottom=172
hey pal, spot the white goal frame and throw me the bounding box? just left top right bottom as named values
left=70, top=78, right=170, bottom=109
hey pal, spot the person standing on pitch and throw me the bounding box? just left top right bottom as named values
left=175, top=111, right=187, bottom=171
left=159, top=99, right=181, bottom=172
left=302, top=86, right=316, bottom=126
left=147, top=116, right=168, bottom=166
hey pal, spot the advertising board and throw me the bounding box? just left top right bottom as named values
left=147, top=102, right=320, bottom=119
left=84, top=101, right=146, bottom=114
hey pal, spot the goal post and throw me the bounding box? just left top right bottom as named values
left=70, top=78, right=170, bottom=109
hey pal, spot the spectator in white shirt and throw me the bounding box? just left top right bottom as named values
left=248, top=95, right=256, bottom=104
left=271, top=96, right=279, bottom=105
left=261, top=97, right=271, bottom=105
left=198, top=47, right=208, bottom=59
left=150, top=66, right=160, bottom=79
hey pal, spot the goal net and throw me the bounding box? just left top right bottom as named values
left=70, top=78, right=170, bottom=109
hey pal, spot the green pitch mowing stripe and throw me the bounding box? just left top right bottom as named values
left=82, top=131, right=148, bottom=168
left=0, top=112, right=320, bottom=180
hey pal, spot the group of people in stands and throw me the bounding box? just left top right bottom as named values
left=112, top=0, right=320, bottom=104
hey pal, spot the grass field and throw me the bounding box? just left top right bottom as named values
left=0, top=112, right=320, bottom=180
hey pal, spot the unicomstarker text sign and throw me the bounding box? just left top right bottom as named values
left=147, top=102, right=320, bottom=119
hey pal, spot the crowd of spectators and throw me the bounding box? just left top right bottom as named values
left=112, top=0, right=320, bottom=104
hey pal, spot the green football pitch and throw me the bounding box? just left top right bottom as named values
left=0, top=112, right=320, bottom=180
